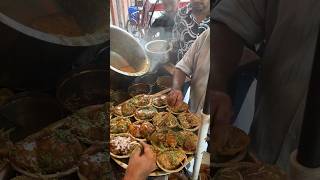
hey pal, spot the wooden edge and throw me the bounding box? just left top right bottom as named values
left=151, top=89, right=171, bottom=97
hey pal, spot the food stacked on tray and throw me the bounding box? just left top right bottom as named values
left=110, top=93, right=201, bottom=175
left=211, top=125, right=287, bottom=179
left=212, top=125, right=250, bottom=167
left=5, top=104, right=110, bottom=179
left=78, top=143, right=110, bottom=180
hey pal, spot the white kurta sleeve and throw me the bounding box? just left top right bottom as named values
left=213, top=0, right=266, bottom=44
left=175, top=29, right=209, bottom=76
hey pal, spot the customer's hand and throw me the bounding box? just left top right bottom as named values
left=168, top=89, right=184, bottom=107
left=123, top=142, right=157, bottom=180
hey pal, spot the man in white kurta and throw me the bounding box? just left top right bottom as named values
left=168, top=28, right=210, bottom=114
left=211, top=0, right=320, bottom=170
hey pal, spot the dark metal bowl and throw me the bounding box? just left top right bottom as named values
left=156, top=76, right=173, bottom=91
left=0, top=92, right=63, bottom=142
left=134, top=73, right=158, bottom=86
left=128, top=83, right=152, bottom=97
left=56, top=66, right=107, bottom=112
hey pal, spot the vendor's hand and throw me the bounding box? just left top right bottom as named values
left=210, top=91, right=233, bottom=124
left=211, top=123, right=231, bottom=154
left=168, top=89, right=183, bottom=107
left=124, top=142, right=157, bottom=180
left=208, top=91, right=233, bottom=153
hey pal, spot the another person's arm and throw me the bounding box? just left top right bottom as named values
left=123, top=142, right=157, bottom=180
left=168, top=68, right=186, bottom=106
left=210, top=0, right=266, bottom=124
left=209, top=22, right=244, bottom=125
left=168, top=29, right=208, bottom=106
left=209, top=0, right=266, bottom=151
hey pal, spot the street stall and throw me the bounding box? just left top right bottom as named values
left=109, top=0, right=212, bottom=179
left=0, top=0, right=108, bottom=179
left=109, top=13, right=211, bottom=177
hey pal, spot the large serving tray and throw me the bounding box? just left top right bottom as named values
left=110, top=88, right=196, bottom=177
left=9, top=104, right=105, bottom=179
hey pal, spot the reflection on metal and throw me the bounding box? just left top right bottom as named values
left=110, top=25, right=150, bottom=77
left=0, top=0, right=108, bottom=46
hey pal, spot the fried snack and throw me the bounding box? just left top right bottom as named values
left=36, top=129, right=84, bottom=174
left=10, top=140, right=39, bottom=173
left=134, top=106, right=158, bottom=121
left=157, top=150, right=187, bottom=171
left=167, top=102, right=188, bottom=114
left=129, top=121, right=155, bottom=139
left=213, top=126, right=250, bottom=156
left=176, top=131, right=198, bottom=153
left=112, top=103, right=136, bottom=117
left=177, top=113, right=201, bottom=130
left=78, top=144, right=110, bottom=180
left=110, top=134, right=139, bottom=158
left=129, top=94, right=151, bottom=107
left=110, top=117, right=131, bottom=134
left=152, top=112, right=178, bottom=129
left=150, top=130, right=177, bottom=150
left=66, top=107, right=108, bottom=143
left=110, top=89, right=130, bottom=105
left=152, top=95, right=168, bottom=108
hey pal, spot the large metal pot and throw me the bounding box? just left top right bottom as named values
left=110, top=25, right=149, bottom=77
left=56, top=65, right=107, bottom=112
left=0, top=0, right=108, bottom=91
left=145, top=40, right=172, bottom=72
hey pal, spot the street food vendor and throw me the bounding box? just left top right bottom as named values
left=209, top=0, right=320, bottom=171
left=168, top=28, right=210, bottom=114
left=169, top=0, right=210, bottom=97
left=170, top=0, right=210, bottom=64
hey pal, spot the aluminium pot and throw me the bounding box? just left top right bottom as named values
left=0, top=0, right=108, bottom=91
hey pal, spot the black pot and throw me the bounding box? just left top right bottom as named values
left=134, top=73, right=158, bottom=93
left=57, top=66, right=107, bottom=112
left=0, top=92, right=63, bottom=142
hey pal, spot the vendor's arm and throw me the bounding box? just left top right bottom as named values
left=209, top=0, right=266, bottom=153
left=210, top=0, right=266, bottom=125
left=168, top=29, right=209, bottom=106
left=168, top=68, right=186, bottom=106
left=209, top=22, right=244, bottom=125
